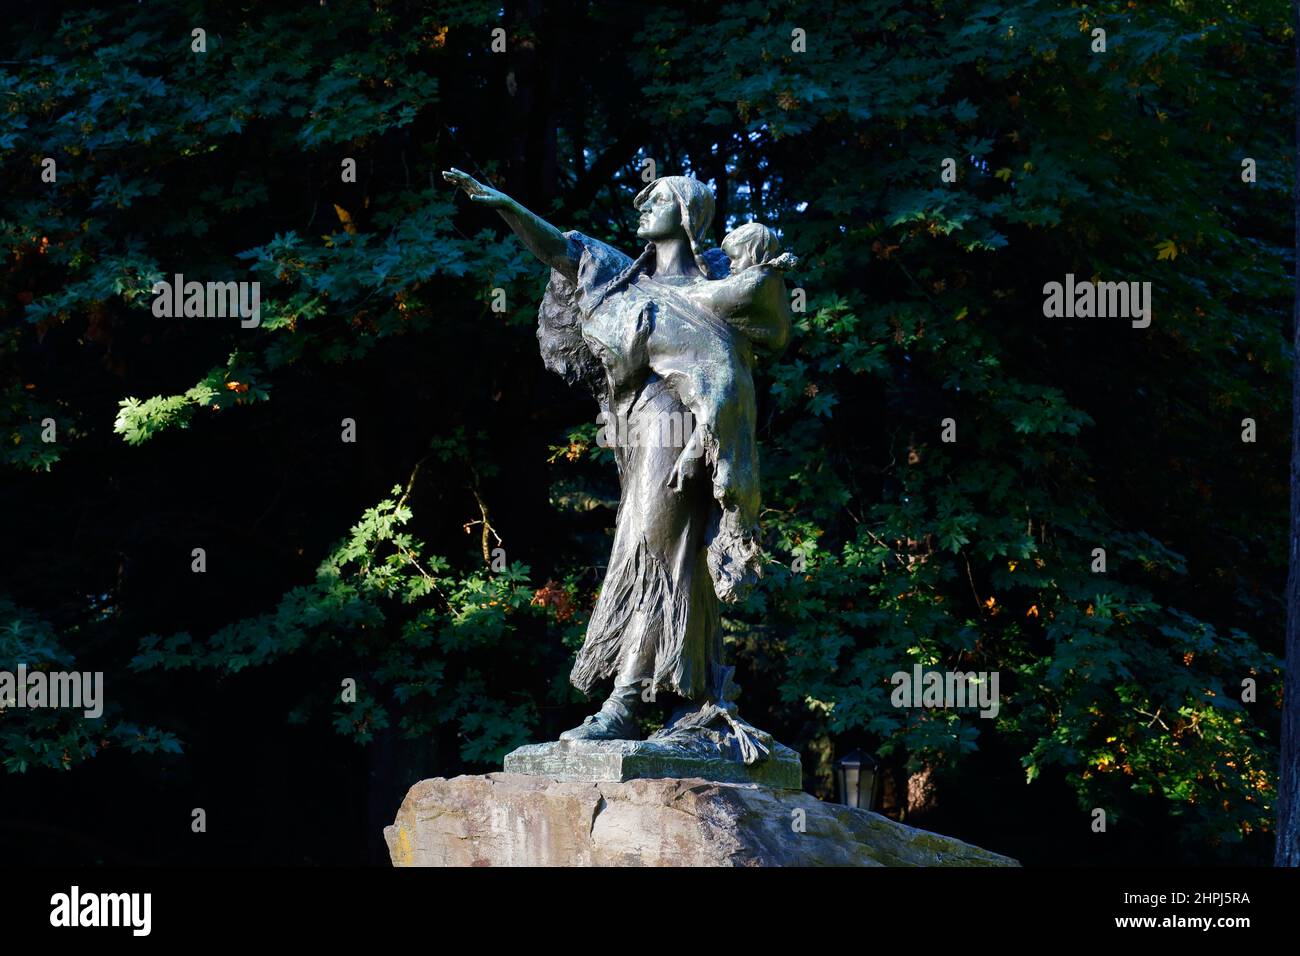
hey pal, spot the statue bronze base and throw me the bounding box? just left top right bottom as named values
left=503, top=737, right=803, bottom=791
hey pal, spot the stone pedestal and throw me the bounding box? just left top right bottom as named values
left=385, top=773, right=1019, bottom=867
left=503, top=738, right=802, bottom=790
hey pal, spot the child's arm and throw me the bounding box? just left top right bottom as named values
left=710, top=268, right=792, bottom=356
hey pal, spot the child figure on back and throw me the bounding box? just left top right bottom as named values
left=703, top=222, right=797, bottom=356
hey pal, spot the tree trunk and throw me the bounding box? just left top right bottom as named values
left=1277, top=0, right=1300, bottom=868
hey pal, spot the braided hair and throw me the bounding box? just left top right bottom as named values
left=633, top=176, right=719, bottom=276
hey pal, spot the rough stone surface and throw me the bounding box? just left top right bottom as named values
left=503, top=738, right=802, bottom=790
left=385, top=773, right=1019, bottom=867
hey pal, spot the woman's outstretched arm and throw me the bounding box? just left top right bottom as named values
left=442, top=168, right=578, bottom=282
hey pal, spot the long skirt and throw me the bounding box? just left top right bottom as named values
left=568, top=373, right=721, bottom=702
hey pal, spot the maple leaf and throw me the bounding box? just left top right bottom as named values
left=1155, top=238, right=1179, bottom=260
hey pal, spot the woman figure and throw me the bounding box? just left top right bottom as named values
left=443, top=168, right=790, bottom=761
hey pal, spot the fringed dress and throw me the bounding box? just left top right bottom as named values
left=537, top=231, right=785, bottom=702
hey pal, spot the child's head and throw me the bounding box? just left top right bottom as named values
left=721, top=222, right=781, bottom=274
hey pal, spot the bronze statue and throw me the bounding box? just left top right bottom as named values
left=445, top=168, right=795, bottom=768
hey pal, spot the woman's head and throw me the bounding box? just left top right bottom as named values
left=633, top=176, right=715, bottom=275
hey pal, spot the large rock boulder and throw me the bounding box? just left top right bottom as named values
left=385, top=773, right=1018, bottom=867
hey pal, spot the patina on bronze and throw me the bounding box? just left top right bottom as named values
left=445, top=167, right=798, bottom=775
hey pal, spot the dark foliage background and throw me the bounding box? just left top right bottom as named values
left=0, top=0, right=1292, bottom=865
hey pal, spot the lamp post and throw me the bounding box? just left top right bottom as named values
left=834, top=748, right=880, bottom=811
